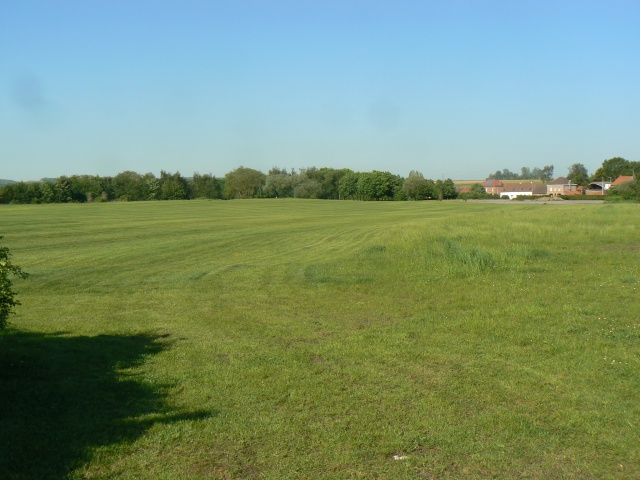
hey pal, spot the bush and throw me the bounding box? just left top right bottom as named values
left=606, top=179, right=639, bottom=202
left=0, top=237, right=28, bottom=329
left=559, top=195, right=607, bottom=201
left=457, top=183, right=492, bottom=200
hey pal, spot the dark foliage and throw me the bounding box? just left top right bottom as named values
left=488, top=165, right=554, bottom=182
left=606, top=178, right=639, bottom=202
left=591, top=157, right=640, bottom=182
left=0, top=238, right=28, bottom=329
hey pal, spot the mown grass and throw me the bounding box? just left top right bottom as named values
left=1, top=199, right=639, bottom=479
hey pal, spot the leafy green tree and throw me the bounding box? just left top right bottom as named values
left=356, top=172, right=376, bottom=200
left=39, top=181, right=56, bottom=203
left=23, top=183, right=39, bottom=203
left=113, top=171, right=144, bottom=201
left=357, top=171, right=401, bottom=200
left=540, top=165, right=554, bottom=182
left=502, top=169, right=516, bottom=180
left=263, top=168, right=295, bottom=198
left=0, top=237, right=28, bottom=329
left=591, top=157, right=640, bottom=182
left=403, top=171, right=432, bottom=200
left=566, top=163, right=589, bottom=186
left=458, top=183, right=493, bottom=200
left=470, top=182, right=489, bottom=198
left=434, top=178, right=457, bottom=200
left=339, top=171, right=360, bottom=199
left=299, top=166, right=320, bottom=182
left=191, top=173, right=223, bottom=199
left=293, top=179, right=322, bottom=198
left=224, top=166, right=266, bottom=199
left=268, top=167, right=289, bottom=176
left=1, top=182, right=30, bottom=204
left=317, top=168, right=349, bottom=199
left=54, top=177, right=73, bottom=203
left=141, top=173, right=161, bottom=200
left=488, top=168, right=517, bottom=180
left=159, top=171, right=188, bottom=200
left=607, top=178, right=639, bottom=201
left=489, top=165, right=553, bottom=181
left=65, top=175, right=106, bottom=202
left=530, top=167, right=543, bottom=180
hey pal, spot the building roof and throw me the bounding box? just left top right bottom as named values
left=562, top=186, right=584, bottom=195
left=548, top=176, right=570, bottom=185
left=532, top=184, right=547, bottom=195
left=482, top=179, right=504, bottom=187
left=612, top=175, right=634, bottom=186
left=501, top=182, right=535, bottom=192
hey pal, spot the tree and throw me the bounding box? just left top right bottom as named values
left=566, top=163, right=589, bottom=186
left=591, top=157, right=640, bottom=182
left=488, top=165, right=554, bottom=181
left=263, top=168, right=295, bottom=198
left=0, top=237, right=28, bottom=329
left=191, top=173, right=223, bottom=199
left=142, top=173, right=161, bottom=200
left=458, top=183, right=492, bottom=200
left=38, top=181, right=56, bottom=203
left=293, top=179, right=322, bottom=198
left=317, top=168, right=349, bottom=199
left=113, top=171, right=144, bottom=201
left=338, top=171, right=360, bottom=199
left=607, top=178, right=639, bottom=201
left=159, top=171, right=188, bottom=200
left=66, top=175, right=105, bottom=202
left=357, top=171, right=402, bottom=200
left=540, top=165, right=554, bottom=182
left=403, top=171, right=432, bottom=200
left=224, top=167, right=266, bottom=199
left=487, top=168, right=517, bottom=180
left=434, top=178, right=457, bottom=200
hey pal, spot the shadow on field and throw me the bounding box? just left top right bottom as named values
left=0, top=330, right=212, bottom=479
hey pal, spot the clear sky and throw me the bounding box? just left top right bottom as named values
left=2, top=1, right=639, bottom=181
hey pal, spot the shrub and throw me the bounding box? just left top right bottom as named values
left=606, top=179, right=639, bottom=202
left=0, top=237, right=28, bottom=329
left=559, top=195, right=607, bottom=201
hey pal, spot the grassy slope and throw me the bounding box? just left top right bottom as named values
left=1, top=200, right=638, bottom=479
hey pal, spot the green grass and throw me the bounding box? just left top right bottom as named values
left=1, top=199, right=639, bottom=479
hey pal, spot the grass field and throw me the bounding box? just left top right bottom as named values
left=1, top=199, right=639, bottom=479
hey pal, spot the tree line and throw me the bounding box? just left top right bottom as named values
left=600, top=157, right=640, bottom=201
left=0, top=167, right=459, bottom=204
left=553, top=158, right=639, bottom=201
left=489, top=158, right=639, bottom=187
left=564, top=158, right=639, bottom=187
left=487, top=165, right=555, bottom=182
left=2, top=157, right=636, bottom=204
left=0, top=170, right=206, bottom=204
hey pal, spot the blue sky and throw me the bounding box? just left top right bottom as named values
left=2, top=1, right=639, bottom=181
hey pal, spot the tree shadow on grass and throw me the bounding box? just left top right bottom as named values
left=0, top=330, right=212, bottom=479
